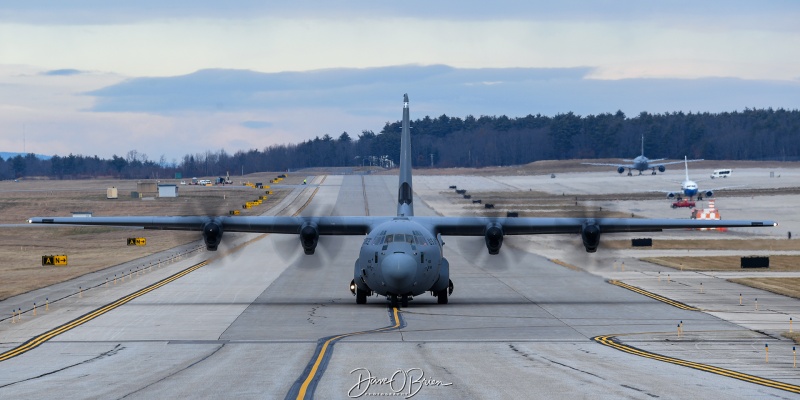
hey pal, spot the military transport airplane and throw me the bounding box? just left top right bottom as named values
left=583, top=136, right=703, bottom=176
left=28, top=95, right=776, bottom=307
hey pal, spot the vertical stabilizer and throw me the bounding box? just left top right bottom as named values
left=641, top=135, right=645, bottom=156
left=684, top=156, right=690, bottom=181
left=397, top=94, right=414, bottom=217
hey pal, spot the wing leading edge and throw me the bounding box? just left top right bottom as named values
left=417, top=216, right=776, bottom=236
left=28, top=216, right=382, bottom=235
left=28, top=215, right=775, bottom=235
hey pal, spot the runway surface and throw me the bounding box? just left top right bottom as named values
left=2, top=171, right=799, bottom=399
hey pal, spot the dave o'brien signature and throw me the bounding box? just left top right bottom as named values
left=348, top=367, right=453, bottom=398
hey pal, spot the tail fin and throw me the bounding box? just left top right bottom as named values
left=641, top=134, right=645, bottom=156
left=397, top=94, right=414, bottom=217
left=684, top=156, right=690, bottom=181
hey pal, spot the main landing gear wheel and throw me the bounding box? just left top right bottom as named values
left=356, top=288, right=368, bottom=304
left=401, top=295, right=409, bottom=307
left=390, top=295, right=399, bottom=307
left=436, top=289, right=448, bottom=304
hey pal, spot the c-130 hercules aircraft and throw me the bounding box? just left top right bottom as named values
left=29, top=95, right=776, bottom=307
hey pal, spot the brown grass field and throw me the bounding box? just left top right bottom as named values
left=783, top=332, right=800, bottom=344
left=641, top=255, right=800, bottom=272
left=728, top=277, right=800, bottom=300
left=604, top=239, right=800, bottom=251
left=643, top=256, right=800, bottom=300
left=0, top=174, right=296, bottom=301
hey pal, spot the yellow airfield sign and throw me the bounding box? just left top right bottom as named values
left=127, top=237, right=147, bottom=246
left=42, top=255, right=68, bottom=266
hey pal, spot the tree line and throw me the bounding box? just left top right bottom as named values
left=2, top=107, right=799, bottom=180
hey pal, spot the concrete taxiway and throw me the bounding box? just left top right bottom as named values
left=1, top=170, right=798, bottom=399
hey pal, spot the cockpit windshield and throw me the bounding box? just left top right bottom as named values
left=391, top=234, right=414, bottom=243
left=372, top=231, right=426, bottom=246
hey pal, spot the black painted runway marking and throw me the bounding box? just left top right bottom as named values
left=594, top=334, right=800, bottom=394
left=609, top=280, right=700, bottom=311
left=286, top=307, right=405, bottom=400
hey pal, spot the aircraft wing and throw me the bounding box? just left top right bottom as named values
left=28, top=214, right=775, bottom=253
left=580, top=162, right=634, bottom=168
left=702, top=185, right=745, bottom=192
left=27, top=215, right=383, bottom=235
left=418, top=217, right=776, bottom=236
left=652, top=159, right=703, bottom=167
left=28, top=215, right=775, bottom=236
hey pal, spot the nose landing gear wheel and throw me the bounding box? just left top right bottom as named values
left=436, top=289, right=448, bottom=304
left=356, top=288, right=368, bottom=304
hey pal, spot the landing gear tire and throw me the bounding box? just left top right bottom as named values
left=390, top=295, right=399, bottom=308
left=627, top=172, right=632, bottom=176
left=356, top=288, right=368, bottom=304
left=401, top=295, right=409, bottom=307
left=436, top=289, right=448, bottom=304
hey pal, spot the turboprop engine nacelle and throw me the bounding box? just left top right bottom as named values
left=581, top=221, right=600, bottom=253
left=300, top=224, right=319, bottom=255
left=203, top=220, right=224, bottom=251
left=484, top=225, right=504, bottom=255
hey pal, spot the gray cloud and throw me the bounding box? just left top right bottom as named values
left=86, top=65, right=593, bottom=114
left=41, top=69, right=84, bottom=76
left=85, top=65, right=800, bottom=120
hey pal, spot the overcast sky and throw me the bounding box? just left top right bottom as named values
left=1, top=1, right=799, bottom=162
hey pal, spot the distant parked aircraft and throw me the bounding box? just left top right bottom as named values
left=659, top=156, right=740, bottom=200
left=583, top=136, right=702, bottom=176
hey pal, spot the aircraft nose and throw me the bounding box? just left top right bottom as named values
left=381, top=253, right=417, bottom=293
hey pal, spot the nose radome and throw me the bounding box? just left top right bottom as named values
left=381, top=253, right=417, bottom=293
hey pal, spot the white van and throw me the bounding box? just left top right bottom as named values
left=710, top=169, right=732, bottom=179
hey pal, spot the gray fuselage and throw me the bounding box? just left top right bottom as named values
left=353, top=218, right=449, bottom=297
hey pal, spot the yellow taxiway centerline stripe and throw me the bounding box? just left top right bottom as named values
left=593, top=335, right=800, bottom=393
left=608, top=280, right=699, bottom=311
left=0, top=261, right=208, bottom=363
left=296, top=307, right=402, bottom=400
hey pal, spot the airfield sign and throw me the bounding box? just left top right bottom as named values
left=127, top=237, right=147, bottom=246
left=41, top=255, right=68, bottom=266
